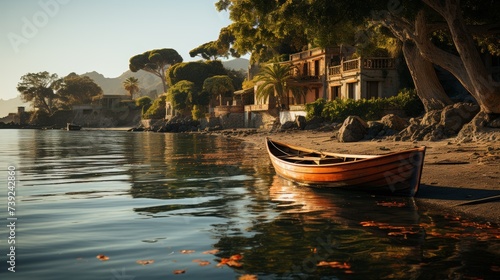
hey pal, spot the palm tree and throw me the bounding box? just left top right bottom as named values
left=255, top=62, right=303, bottom=110
left=123, top=77, right=140, bottom=99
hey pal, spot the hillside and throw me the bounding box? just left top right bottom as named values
left=0, top=95, right=30, bottom=118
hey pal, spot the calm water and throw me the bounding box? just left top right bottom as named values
left=0, top=129, right=498, bottom=279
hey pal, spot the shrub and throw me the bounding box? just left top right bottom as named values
left=191, top=105, right=204, bottom=121
left=306, top=89, right=424, bottom=122
left=142, top=94, right=167, bottom=119
left=305, top=98, right=326, bottom=121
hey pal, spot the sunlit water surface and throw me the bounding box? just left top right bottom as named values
left=0, top=130, right=498, bottom=279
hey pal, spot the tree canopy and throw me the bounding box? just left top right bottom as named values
left=203, top=75, right=235, bottom=106
left=129, top=48, right=183, bottom=93
left=123, top=77, right=140, bottom=99
left=56, top=73, right=103, bottom=107
left=17, top=71, right=60, bottom=114
left=166, top=60, right=227, bottom=91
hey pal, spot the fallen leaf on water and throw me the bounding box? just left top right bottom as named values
left=136, top=259, right=154, bottom=265
left=192, top=259, right=211, bottom=266
left=377, top=201, right=406, bottom=207
left=96, top=254, right=109, bottom=261
left=180, top=250, right=195, bottom=254
left=317, top=261, right=351, bottom=269
left=230, top=254, right=244, bottom=261
left=173, top=269, right=186, bottom=274
left=239, top=274, right=258, bottom=280
left=226, top=260, right=243, bottom=267
left=202, top=249, right=220, bottom=254
left=217, top=254, right=244, bottom=267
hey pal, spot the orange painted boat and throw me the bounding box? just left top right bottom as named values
left=266, top=138, right=426, bottom=197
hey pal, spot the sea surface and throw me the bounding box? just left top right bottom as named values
left=0, top=129, right=498, bottom=279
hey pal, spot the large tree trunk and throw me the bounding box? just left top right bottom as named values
left=420, top=0, right=500, bottom=114
left=402, top=41, right=453, bottom=112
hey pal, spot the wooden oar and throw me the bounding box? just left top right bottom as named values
left=454, top=194, right=500, bottom=206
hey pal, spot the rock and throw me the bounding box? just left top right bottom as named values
left=304, top=117, right=324, bottom=130
left=281, top=121, right=298, bottom=130
left=295, top=115, right=307, bottom=130
left=380, top=114, right=408, bottom=131
left=337, top=116, right=368, bottom=142
left=440, top=103, right=479, bottom=135
left=366, top=121, right=384, bottom=139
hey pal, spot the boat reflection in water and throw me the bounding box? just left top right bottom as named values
left=212, top=175, right=498, bottom=279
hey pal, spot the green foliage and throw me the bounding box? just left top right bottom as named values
left=129, top=48, right=183, bottom=92
left=255, top=62, right=303, bottom=108
left=142, top=94, right=167, bottom=119
left=305, top=98, right=326, bottom=121
left=306, top=89, right=423, bottom=122
left=166, top=60, right=227, bottom=90
left=203, top=75, right=235, bottom=106
left=167, top=80, right=196, bottom=112
left=123, top=77, right=140, bottom=98
left=17, top=71, right=59, bottom=114
left=56, top=73, right=103, bottom=107
left=191, top=105, right=204, bottom=121
left=135, top=96, right=152, bottom=107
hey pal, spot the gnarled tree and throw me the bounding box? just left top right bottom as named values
left=129, top=48, right=183, bottom=93
left=17, top=71, right=59, bottom=114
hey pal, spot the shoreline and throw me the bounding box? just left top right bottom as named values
left=217, top=129, right=500, bottom=223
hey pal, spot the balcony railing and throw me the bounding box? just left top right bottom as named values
left=244, top=104, right=269, bottom=112
left=328, top=57, right=395, bottom=77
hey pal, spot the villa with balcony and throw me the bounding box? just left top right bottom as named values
left=239, top=46, right=400, bottom=128
left=327, top=56, right=399, bottom=100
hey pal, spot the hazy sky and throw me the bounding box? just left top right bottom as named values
left=0, top=0, right=234, bottom=100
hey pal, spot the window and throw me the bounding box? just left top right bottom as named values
left=314, top=60, right=320, bottom=77
left=347, top=83, right=356, bottom=99
left=366, top=81, right=379, bottom=99
left=330, top=86, right=341, bottom=100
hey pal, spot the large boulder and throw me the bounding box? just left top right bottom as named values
left=380, top=114, right=408, bottom=131
left=337, top=116, right=368, bottom=142
left=295, top=115, right=307, bottom=130
left=439, top=102, right=480, bottom=134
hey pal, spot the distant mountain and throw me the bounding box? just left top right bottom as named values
left=222, top=58, right=250, bottom=72
left=0, top=95, right=30, bottom=118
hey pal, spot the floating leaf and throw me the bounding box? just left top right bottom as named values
left=230, top=254, right=244, bottom=261
left=217, top=254, right=244, bottom=267
left=136, top=259, right=155, bottom=265
left=317, top=261, right=351, bottom=270
left=202, top=249, right=220, bottom=254
left=192, top=259, right=211, bottom=266
left=96, top=254, right=109, bottom=261
left=226, top=260, right=243, bottom=267
left=180, top=250, right=195, bottom=254
left=376, top=201, right=406, bottom=207
left=173, top=269, right=186, bottom=274
left=239, top=274, right=258, bottom=280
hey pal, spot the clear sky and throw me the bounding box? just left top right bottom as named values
left=0, top=0, right=234, bottom=100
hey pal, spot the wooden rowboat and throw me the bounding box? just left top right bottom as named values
left=265, top=138, right=426, bottom=197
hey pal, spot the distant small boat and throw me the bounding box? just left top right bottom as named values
left=265, top=138, right=426, bottom=197
left=66, top=123, right=82, bottom=131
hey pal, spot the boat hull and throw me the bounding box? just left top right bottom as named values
left=266, top=138, right=426, bottom=197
